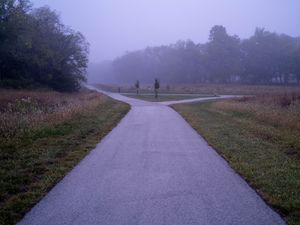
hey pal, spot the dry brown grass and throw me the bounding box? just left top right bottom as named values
left=93, top=83, right=300, bottom=95
left=0, top=89, right=106, bottom=140
left=167, top=84, right=300, bottom=95
left=214, top=92, right=300, bottom=130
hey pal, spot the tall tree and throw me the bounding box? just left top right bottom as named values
left=0, top=1, right=89, bottom=91
left=205, top=25, right=241, bottom=83
left=0, top=0, right=32, bottom=85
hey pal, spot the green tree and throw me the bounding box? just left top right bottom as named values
left=0, top=1, right=89, bottom=91
left=30, top=6, right=89, bottom=91
left=109, top=25, right=300, bottom=85
left=240, top=28, right=297, bottom=84
left=205, top=25, right=241, bottom=83
left=0, top=0, right=33, bottom=86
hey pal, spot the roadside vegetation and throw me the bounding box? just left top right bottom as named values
left=0, top=89, right=129, bottom=225
left=95, top=83, right=300, bottom=95
left=173, top=91, right=300, bottom=225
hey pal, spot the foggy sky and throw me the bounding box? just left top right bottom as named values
left=32, top=0, right=300, bottom=63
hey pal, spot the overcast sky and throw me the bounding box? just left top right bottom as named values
left=31, top=0, right=300, bottom=63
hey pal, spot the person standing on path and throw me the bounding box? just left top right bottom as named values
left=154, top=79, right=160, bottom=98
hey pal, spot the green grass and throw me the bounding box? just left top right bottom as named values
left=173, top=100, right=300, bottom=225
left=0, top=95, right=129, bottom=225
left=123, top=93, right=216, bottom=102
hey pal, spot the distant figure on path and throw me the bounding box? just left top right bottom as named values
left=135, top=80, right=140, bottom=95
left=154, top=79, right=160, bottom=98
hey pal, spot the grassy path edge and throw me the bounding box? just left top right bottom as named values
left=171, top=100, right=299, bottom=225
left=0, top=95, right=130, bottom=225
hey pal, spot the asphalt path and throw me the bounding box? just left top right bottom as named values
left=19, top=87, right=285, bottom=225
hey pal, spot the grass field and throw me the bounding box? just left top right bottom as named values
left=0, top=89, right=130, bottom=225
left=172, top=92, right=300, bottom=225
left=122, top=93, right=216, bottom=102
left=93, top=83, right=300, bottom=95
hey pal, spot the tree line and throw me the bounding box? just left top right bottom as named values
left=0, top=0, right=89, bottom=92
left=109, top=25, right=300, bottom=85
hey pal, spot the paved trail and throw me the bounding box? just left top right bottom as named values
left=19, top=88, right=285, bottom=225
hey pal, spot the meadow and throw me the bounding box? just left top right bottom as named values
left=0, top=89, right=129, bottom=225
left=94, top=83, right=300, bottom=95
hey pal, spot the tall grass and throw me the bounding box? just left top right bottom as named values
left=215, top=92, right=300, bottom=130
left=0, top=89, right=105, bottom=141
left=0, top=89, right=130, bottom=225
left=167, top=84, right=300, bottom=95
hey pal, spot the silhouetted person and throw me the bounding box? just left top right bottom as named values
left=154, top=79, right=160, bottom=99
left=135, top=80, right=140, bottom=95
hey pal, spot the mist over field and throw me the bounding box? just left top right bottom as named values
left=29, top=0, right=300, bottom=83
left=31, top=0, right=300, bottom=85
left=32, top=0, right=300, bottom=62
